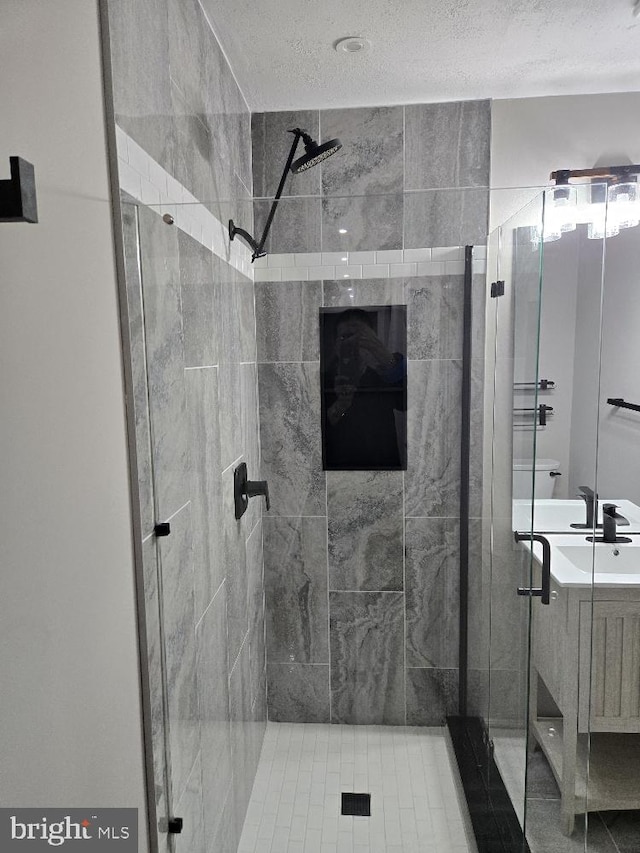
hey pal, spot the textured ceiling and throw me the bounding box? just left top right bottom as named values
left=202, top=0, right=640, bottom=111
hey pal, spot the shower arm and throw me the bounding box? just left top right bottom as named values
left=229, top=128, right=306, bottom=262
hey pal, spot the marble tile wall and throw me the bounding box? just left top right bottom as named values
left=253, top=98, right=490, bottom=731
left=107, top=5, right=265, bottom=853
left=251, top=100, right=490, bottom=255
left=257, top=265, right=488, bottom=729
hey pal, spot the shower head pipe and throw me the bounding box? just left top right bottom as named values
left=229, top=128, right=341, bottom=262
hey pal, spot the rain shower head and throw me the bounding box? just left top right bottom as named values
left=291, top=131, right=342, bottom=173
left=229, top=127, right=343, bottom=262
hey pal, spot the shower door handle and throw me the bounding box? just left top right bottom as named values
left=514, top=531, right=551, bottom=605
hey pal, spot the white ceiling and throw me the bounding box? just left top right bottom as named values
left=203, top=0, right=640, bottom=112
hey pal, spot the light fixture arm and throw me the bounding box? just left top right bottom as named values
left=229, top=128, right=305, bottom=262
left=550, top=165, right=640, bottom=185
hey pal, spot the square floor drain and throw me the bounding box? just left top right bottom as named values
left=341, top=792, right=371, bottom=816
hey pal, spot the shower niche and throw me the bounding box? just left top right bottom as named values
left=319, top=305, right=407, bottom=471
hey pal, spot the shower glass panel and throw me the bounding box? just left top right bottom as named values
left=587, top=213, right=640, bottom=849
left=476, top=187, right=611, bottom=852
left=126, top=186, right=489, bottom=853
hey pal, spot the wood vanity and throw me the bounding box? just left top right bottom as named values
left=530, top=567, right=640, bottom=835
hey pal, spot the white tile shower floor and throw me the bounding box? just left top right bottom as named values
left=237, top=722, right=473, bottom=853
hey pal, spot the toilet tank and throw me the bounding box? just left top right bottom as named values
left=513, top=458, right=561, bottom=499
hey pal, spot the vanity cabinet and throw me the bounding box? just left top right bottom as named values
left=530, top=573, right=640, bottom=834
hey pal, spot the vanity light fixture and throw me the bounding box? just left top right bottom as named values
left=544, top=165, right=640, bottom=242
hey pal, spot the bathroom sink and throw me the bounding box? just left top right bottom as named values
left=556, top=545, right=640, bottom=576
left=512, top=499, right=640, bottom=533
left=521, top=534, right=640, bottom=587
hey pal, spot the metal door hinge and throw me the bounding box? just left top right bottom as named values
left=491, top=280, right=505, bottom=298
left=168, top=818, right=183, bottom=834
left=154, top=522, right=171, bottom=537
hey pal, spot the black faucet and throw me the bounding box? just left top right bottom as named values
left=571, top=485, right=599, bottom=529
left=586, top=503, right=632, bottom=544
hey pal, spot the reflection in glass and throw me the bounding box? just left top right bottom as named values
left=320, top=306, right=407, bottom=470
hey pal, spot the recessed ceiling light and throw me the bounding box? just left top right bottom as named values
left=341, top=256, right=348, bottom=261
left=334, top=36, right=371, bottom=54
left=343, top=274, right=350, bottom=278
left=338, top=228, right=348, bottom=234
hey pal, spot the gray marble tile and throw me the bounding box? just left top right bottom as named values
left=406, top=667, right=458, bottom=725
left=248, top=671, right=267, bottom=780
left=320, top=107, right=404, bottom=197
left=405, top=518, right=459, bottom=668
left=329, top=591, right=405, bottom=725
left=469, top=358, right=485, bottom=518
left=246, top=520, right=266, bottom=708
left=229, top=640, right=253, bottom=842
left=207, top=790, right=236, bottom=853
left=171, top=84, right=215, bottom=206
left=207, top=39, right=251, bottom=200
left=196, top=583, right=232, bottom=843
left=107, top=0, right=175, bottom=172
left=186, top=367, right=223, bottom=621
left=406, top=275, right=464, bottom=360
left=253, top=196, right=322, bottom=254
left=122, top=203, right=154, bottom=537
left=405, top=360, right=462, bottom=517
left=217, top=361, right=243, bottom=473
left=173, top=752, right=205, bottom=853
left=263, top=517, right=328, bottom=664
left=240, top=364, right=262, bottom=535
left=267, top=663, right=330, bottom=723
left=405, top=101, right=491, bottom=190
left=255, top=280, right=322, bottom=363
left=240, top=361, right=260, bottom=476
left=141, top=537, right=168, bottom=811
left=221, top=463, right=248, bottom=668
left=167, top=0, right=211, bottom=118
left=216, top=254, right=243, bottom=366
left=323, top=277, right=405, bottom=308
left=327, top=471, right=403, bottom=591
left=488, top=668, right=524, bottom=727
left=178, top=221, right=217, bottom=369
left=258, top=363, right=325, bottom=517
left=252, top=111, right=320, bottom=198
left=321, top=193, right=403, bottom=252
left=465, top=518, right=488, bottom=676
left=404, top=188, right=489, bottom=249
left=235, top=267, right=256, bottom=364
left=157, top=504, right=200, bottom=805
left=138, top=206, right=190, bottom=521
left=471, top=271, right=488, bottom=360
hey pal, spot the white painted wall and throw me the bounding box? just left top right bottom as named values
left=593, top=225, right=640, bottom=505
left=0, top=0, right=148, bottom=842
left=490, top=93, right=640, bottom=229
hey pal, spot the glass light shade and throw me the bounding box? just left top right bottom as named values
left=607, top=181, right=640, bottom=231
left=587, top=201, right=620, bottom=240
left=542, top=186, right=577, bottom=242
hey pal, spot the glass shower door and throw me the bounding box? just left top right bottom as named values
left=483, top=189, right=611, bottom=852
left=484, top=192, right=545, bottom=850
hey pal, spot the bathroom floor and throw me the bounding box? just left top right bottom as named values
left=493, top=729, right=640, bottom=853
left=237, top=722, right=473, bottom=853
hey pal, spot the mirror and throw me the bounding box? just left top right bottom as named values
left=512, top=220, right=640, bottom=533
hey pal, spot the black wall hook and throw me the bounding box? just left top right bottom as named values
left=0, top=157, right=38, bottom=223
